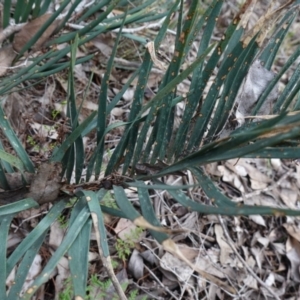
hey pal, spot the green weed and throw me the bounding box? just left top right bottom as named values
left=115, top=227, right=143, bottom=261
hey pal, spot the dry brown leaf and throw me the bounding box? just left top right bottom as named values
left=242, top=0, right=294, bottom=47
left=234, top=164, right=248, bottom=177
left=140, top=250, right=158, bottom=265
left=49, top=221, right=66, bottom=249
left=243, top=256, right=258, bottom=289
left=249, top=215, right=266, bottom=227
left=257, top=236, right=270, bottom=248
left=243, top=274, right=258, bottom=290
left=112, top=107, right=126, bottom=117
left=160, top=251, right=195, bottom=282
left=218, top=165, right=245, bottom=192
left=237, top=0, right=258, bottom=30
left=145, top=41, right=168, bottom=70
left=236, top=160, right=271, bottom=190
left=0, top=45, right=16, bottom=76
left=215, top=224, right=234, bottom=265
left=271, top=243, right=286, bottom=256
left=283, top=223, right=300, bottom=243
left=91, top=33, right=114, bottom=57
left=55, top=256, right=70, bottom=297
left=7, top=232, right=22, bottom=249
left=74, top=64, right=89, bottom=84
left=279, top=188, right=298, bottom=209
left=128, top=249, right=144, bottom=280
left=195, top=249, right=237, bottom=280
left=205, top=163, right=222, bottom=176
left=81, top=100, right=98, bottom=111
left=13, top=13, right=59, bottom=53
left=177, top=244, right=199, bottom=260
left=270, top=158, right=282, bottom=171
left=0, top=164, right=62, bottom=206
left=114, top=218, right=141, bottom=242
left=133, top=215, right=186, bottom=234
left=250, top=247, right=264, bottom=270
left=162, top=239, right=236, bottom=294
left=245, top=193, right=277, bottom=207
left=27, top=162, right=62, bottom=204
left=236, top=60, right=278, bottom=126
left=2, top=171, right=33, bottom=190
left=6, top=266, right=16, bottom=290
left=286, top=236, right=300, bottom=282
left=265, top=273, right=276, bottom=287
left=20, top=255, right=42, bottom=297
left=3, top=92, right=26, bottom=131
left=122, top=88, right=134, bottom=102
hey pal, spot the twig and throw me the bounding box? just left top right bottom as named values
left=131, top=281, right=164, bottom=300
left=67, top=18, right=169, bottom=33
left=143, top=265, right=180, bottom=300
left=0, top=23, right=25, bottom=43
left=234, top=111, right=300, bottom=120
left=179, top=255, right=198, bottom=299
left=12, top=211, right=48, bottom=232
left=217, top=215, right=281, bottom=300
left=140, top=241, right=186, bottom=299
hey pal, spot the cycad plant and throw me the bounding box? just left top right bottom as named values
left=1, top=0, right=300, bottom=299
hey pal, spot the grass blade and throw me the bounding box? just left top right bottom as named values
left=120, top=0, right=180, bottom=174
left=3, top=0, right=11, bottom=28
left=252, top=45, right=300, bottom=115
left=7, top=199, right=68, bottom=276
left=7, top=232, right=46, bottom=300
left=259, top=9, right=296, bottom=69
left=132, top=43, right=215, bottom=168
left=0, top=214, right=14, bottom=300
left=0, top=105, right=34, bottom=172
left=0, top=199, right=38, bottom=217
left=190, top=167, right=237, bottom=208
left=167, top=187, right=300, bottom=216
left=149, top=0, right=201, bottom=161
left=23, top=206, right=90, bottom=299
left=208, top=36, right=258, bottom=139
left=0, top=149, right=25, bottom=173
left=15, top=0, right=71, bottom=59
left=50, top=111, right=97, bottom=162
left=94, top=12, right=127, bottom=178
left=138, top=186, right=168, bottom=244
left=68, top=199, right=92, bottom=298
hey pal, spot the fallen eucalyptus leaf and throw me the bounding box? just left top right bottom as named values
left=215, top=224, right=234, bottom=265
left=128, top=249, right=144, bottom=280
left=0, top=45, right=16, bottom=76
left=27, top=162, right=62, bottom=204
left=13, top=13, right=59, bottom=53
left=286, top=236, right=300, bottom=282
left=236, top=59, right=278, bottom=125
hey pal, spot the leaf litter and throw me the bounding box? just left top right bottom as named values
left=2, top=0, right=300, bottom=299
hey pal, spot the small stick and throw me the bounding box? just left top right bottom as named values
left=0, top=23, right=25, bottom=43
left=144, top=265, right=180, bottom=300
